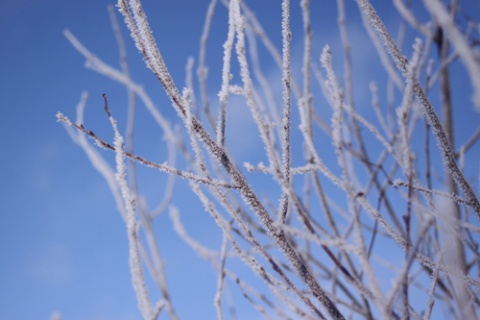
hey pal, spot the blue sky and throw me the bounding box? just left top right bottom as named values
left=1, top=0, right=479, bottom=319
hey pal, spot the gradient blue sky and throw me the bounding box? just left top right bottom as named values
left=1, top=1, right=479, bottom=319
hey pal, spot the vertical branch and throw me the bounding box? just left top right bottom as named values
left=279, top=0, right=292, bottom=223
left=104, top=94, right=155, bottom=320
left=428, top=5, right=476, bottom=317
left=231, top=0, right=282, bottom=176
left=65, top=92, right=128, bottom=222
left=198, top=0, right=219, bottom=129
left=424, top=255, right=441, bottom=320
left=321, top=46, right=388, bottom=316
left=433, top=6, right=474, bottom=319
left=336, top=0, right=353, bottom=108
left=396, top=39, right=423, bottom=319
left=299, top=0, right=319, bottom=261
left=185, top=57, right=197, bottom=113
left=245, top=24, right=281, bottom=139
left=239, top=1, right=302, bottom=99
left=108, top=4, right=139, bottom=192
left=214, top=231, right=229, bottom=320
left=300, top=0, right=313, bottom=143
left=342, top=0, right=406, bottom=239
left=217, top=0, right=235, bottom=147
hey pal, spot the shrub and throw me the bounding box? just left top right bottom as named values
left=58, top=0, right=480, bottom=319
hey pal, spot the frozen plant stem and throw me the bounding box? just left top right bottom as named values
left=60, top=0, right=480, bottom=318
left=56, top=112, right=236, bottom=189
left=354, top=0, right=480, bottom=216
left=423, top=0, right=480, bottom=111
left=279, top=0, right=292, bottom=224
left=118, top=0, right=345, bottom=318
left=104, top=94, right=155, bottom=320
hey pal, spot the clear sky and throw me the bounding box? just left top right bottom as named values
left=1, top=1, right=479, bottom=319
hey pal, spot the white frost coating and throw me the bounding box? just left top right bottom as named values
left=370, top=82, right=392, bottom=138
left=396, top=39, right=422, bottom=171
left=423, top=255, right=441, bottom=320
left=277, top=0, right=293, bottom=225
left=321, top=45, right=387, bottom=313
left=214, top=231, right=228, bottom=320
left=216, top=0, right=236, bottom=147
left=186, top=184, right=321, bottom=318
left=355, top=0, right=480, bottom=215
left=59, top=1, right=480, bottom=318
left=358, top=8, right=404, bottom=91
left=423, top=0, right=480, bottom=111
left=280, top=0, right=292, bottom=186
left=320, top=46, right=343, bottom=158
left=108, top=102, right=154, bottom=320
left=383, top=217, right=434, bottom=317
left=198, top=0, right=218, bottom=129
left=58, top=93, right=128, bottom=222
left=63, top=29, right=177, bottom=147
left=183, top=87, right=207, bottom=174
left=345, top=104, right=394, bottom=155
left=230, top=0, right=283, bottom=184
